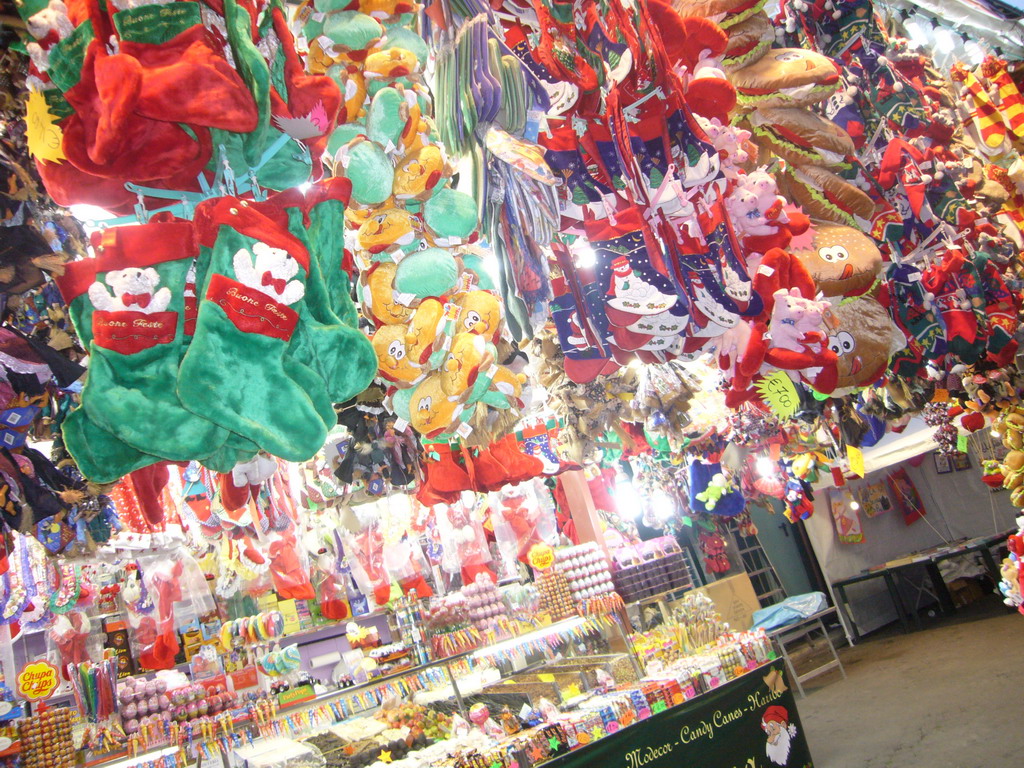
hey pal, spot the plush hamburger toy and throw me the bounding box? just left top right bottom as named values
left=792, top=224, right=882, bottom=297
left=823, top=296, right=903, bottom=390
left=777, top=165, right=876, bottom=228
left=731, top=48, right=842, bottom=109
left=722, top=11, right=772, bottom=72
left=743, top=107, right=855, bottom=169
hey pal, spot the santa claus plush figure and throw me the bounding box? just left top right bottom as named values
left=762, top=705, right=798, bottom=766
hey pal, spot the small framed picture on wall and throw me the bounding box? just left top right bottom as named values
left=953, top=452, right=972, bottom=471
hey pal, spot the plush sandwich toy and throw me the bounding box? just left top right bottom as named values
left=730, top=48, right=842, bottom=109
left=792, top=223, right=883, bottom=297
left=777, top=165, right=876, bottom=229
left=822, top=296, right=904, bottom=390
left=742, top=107, right=855, bottom=169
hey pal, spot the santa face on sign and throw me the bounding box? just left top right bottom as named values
left=762, top=705, right=797, bottom=766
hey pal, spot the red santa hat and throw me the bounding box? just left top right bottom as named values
left=762, top=705, right=789, bottom=728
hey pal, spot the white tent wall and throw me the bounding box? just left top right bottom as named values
left=803, top=446, right=1020, bottom=637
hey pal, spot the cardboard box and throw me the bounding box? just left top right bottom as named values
left=671, top=573, right=761, bottom=631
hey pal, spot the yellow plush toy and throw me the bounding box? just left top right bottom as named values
left=393, top=145, right=450, bottom=201
left=409, top=375, right=463, bottom=438
left=357, top=208, right=422, bottom=254
left=358, top=0, right=418, bottom=23
left=364, top=48, right=419, bottom=81
left=441, top=333, right=491, bottom=397
left=489, top=365, right=526, bottom=406
left=361, top=262, right=415, bottom=326
left=372, top=325, right=425, bottom=386
left=405, top=298, right=445, bottom=364
left=455, top=290, right=502, bottom=343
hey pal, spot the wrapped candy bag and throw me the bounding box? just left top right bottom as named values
left=491, top=480, right=557, bottom=566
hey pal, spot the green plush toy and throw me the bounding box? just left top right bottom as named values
left=336, top=137, right=394, bottom=206
left=178, top=197, right=334, bottom=462
left=695, top=473, right=729, bottom=510
left=367, top=86, right=407, bottom=148
left=322, top=11, right=384, bottom=53
left=423, top=187, right=478, bottom=243
left=379, top=26, right=428, bottom=70
left=461, top=251, right=497, bottom=291
left=394, top=247, right=458, bottom=298
left=326, top=122, right=367, bottom=159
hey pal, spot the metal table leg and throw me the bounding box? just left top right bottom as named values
left=775, top=637, right=804, bottom=699
left=833, top=583, right=860, bottom=644
left=978, top=546, right=1001, bottom=585
left=883, top=571, right=911, bottom=634
left=817, top=617, right=846, bottom=681
left=925, top=561, right=956, bottom=616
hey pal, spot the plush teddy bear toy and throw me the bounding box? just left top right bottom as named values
left=233, top=243, right=305, bottom=306
left=25, top=0, right=74, bottom=83
left=88, top=268, right=172, bottom=314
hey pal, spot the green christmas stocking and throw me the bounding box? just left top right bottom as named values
left=178, top=197, right=333, bottom=461
left=56, top=222, right=230, bottom=480
left=279, top=180, right=378, bottom=404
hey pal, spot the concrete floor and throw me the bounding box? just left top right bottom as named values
left=795, top=596, right=1024, bottom=768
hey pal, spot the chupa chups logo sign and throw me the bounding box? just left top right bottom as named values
left=528, top=543, right=555, bottom=571
left=17, top=660, right=60, bottom=702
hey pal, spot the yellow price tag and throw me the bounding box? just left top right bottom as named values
left=564, top=684, right=582, bottom=698
left=25, top=91, right=65, bottom=164
left=847, top=445, right=865, bottom=478
left=537, top=673, right=556, bottom=683
left=754, top=370, right=799, bottom=420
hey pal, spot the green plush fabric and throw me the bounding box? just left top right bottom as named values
left=461, top=252, right=497, bottom=291
left=223, top=0, right=271, bottom=168
left=323, top=12, right=384, bottom=51
left=366, top=77, right=417, bottom=99
left=367, top=86, right=406, bottom=147
left=303, top=16, right=325, bottom=40
left=59, top=225, right=232, bottom=474
left=177, top=225, right=330, bottom=461
left=216, top=127, right=312, bottom=192
left=202, top=440, right=259, bottom=474
left=326, top=122, right=367, bottom=156
left=423, top=187, right=477, bottom=239
left=392, top=387, right=413, bottom=422
left=62, top=406, right=161, bottom=484
left=394, top=247, right=458, bottom=298
left=344, top=140, right=394, bottom=206
left=314, top=0, right=352, bottom=11
left=284, top=204, right=378, bottom=404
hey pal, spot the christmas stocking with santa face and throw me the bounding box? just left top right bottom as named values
left=177, top=198, right=334, bottom=462
left=55, top=221, right=231, bottom=483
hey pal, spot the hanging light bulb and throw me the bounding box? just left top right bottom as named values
left=574, top=244, right=597, bottom=268
left=651, top=490, right=677, bottom=521
left=756, top=456, right=777, bottom=478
